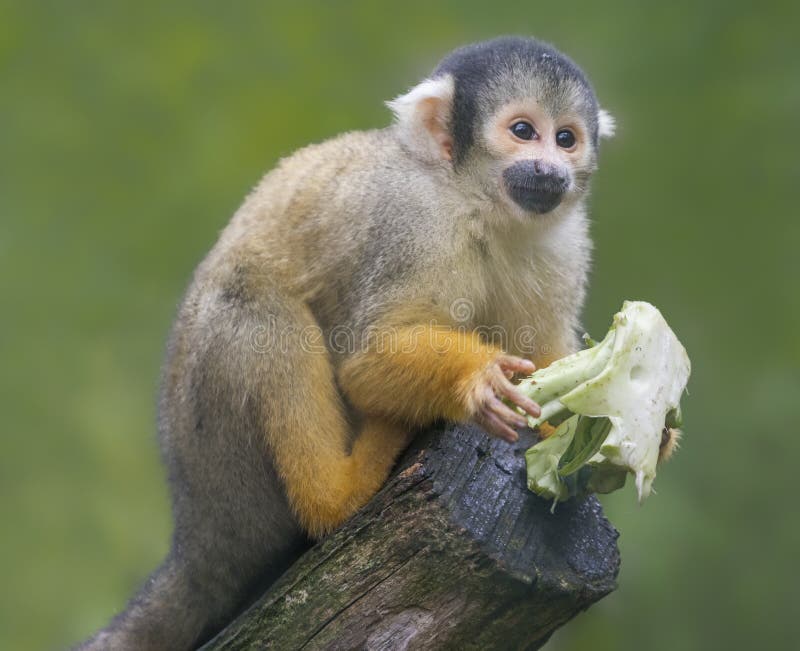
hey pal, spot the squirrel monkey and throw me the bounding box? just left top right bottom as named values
left=79, top=37, right=616, bottom=650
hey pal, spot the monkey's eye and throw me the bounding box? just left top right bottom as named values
left=556, top=129, right=576, bottom=149
left=510, top=121, right=536, bottom=141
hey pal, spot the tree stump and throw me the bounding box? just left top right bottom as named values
left=203, top=423, right=620, bottom=650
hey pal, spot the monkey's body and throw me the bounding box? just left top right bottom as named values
left=79, top=37, right=617, bottom=650
left=215, top=129, right=589, bottom=360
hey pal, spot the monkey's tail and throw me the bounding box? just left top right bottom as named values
left=75, top=551, right=226, bottom=651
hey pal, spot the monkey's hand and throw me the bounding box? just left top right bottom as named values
left=463, top=355, right=541, bottom=443
left=340, top=324, right=541, bottom=442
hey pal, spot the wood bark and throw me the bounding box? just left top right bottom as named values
left=203, top=424, right=620, bottom=650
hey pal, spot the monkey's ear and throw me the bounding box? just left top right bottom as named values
left=598, top=108, right=616, bottom=138
left=387, top=75, right=455, bottom=161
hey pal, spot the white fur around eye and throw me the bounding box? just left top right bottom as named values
left=598, top=108, right=616, bottom=138
left=386, top=75, right=455, bottom=160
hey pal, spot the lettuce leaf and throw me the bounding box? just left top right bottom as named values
left=521, top=301, right=691, bottom=504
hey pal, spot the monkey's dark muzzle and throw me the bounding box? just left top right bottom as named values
left=503, top=160, right=569, bottom=214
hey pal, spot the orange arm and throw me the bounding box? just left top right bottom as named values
left=339, top=315, right=541, bottom=441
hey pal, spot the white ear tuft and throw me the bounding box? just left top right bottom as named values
left=598, top=108, right=616, bottom=138
left=386, top=75, right=455, bottom=161
left=386, top=75, right=454, bottom=124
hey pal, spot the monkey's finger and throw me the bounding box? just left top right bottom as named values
left=478, top=411, right=519, bottom=443
left=497, top=355, right=536, bottom=376
left=486, top=396, right=527, bottom=429
left=496, top=379, right=541, bottom=418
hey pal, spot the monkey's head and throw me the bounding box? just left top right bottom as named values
left=389, top=37, right=615, bottom=220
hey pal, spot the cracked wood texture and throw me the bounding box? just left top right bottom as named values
left=202, top=424, right=620, bottom=651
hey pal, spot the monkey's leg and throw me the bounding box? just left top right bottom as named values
left=339, top=321, right=540, bottom=441
left=280, top=414, right=413, bottom=537
left=80, top=291, right=411, bottom=649
left=263, top=312, right=412, bottom=537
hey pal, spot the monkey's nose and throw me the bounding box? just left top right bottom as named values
left=502, top=159, right=570, bottom=214
left=531, top=160, right=569, bottom=188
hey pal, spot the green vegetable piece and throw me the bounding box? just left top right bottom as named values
left=558, top=416, right=612, bottom=477
left=586, top=459, right=628, bottom=494
left=521, top=300, right=691, bottom=505
left=666, top=406, right=683, bottom=429
left=525, top=415, right=578, bottom=502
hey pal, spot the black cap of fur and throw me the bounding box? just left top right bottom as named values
left=432, top=36, right=600, bottom=164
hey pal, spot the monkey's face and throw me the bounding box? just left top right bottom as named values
left=483, top=99, right=595, bottom=217
left=388, top=38, right=615, bottom=221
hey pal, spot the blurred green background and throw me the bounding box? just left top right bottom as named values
left=1, top=1, right=798, bottom=649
